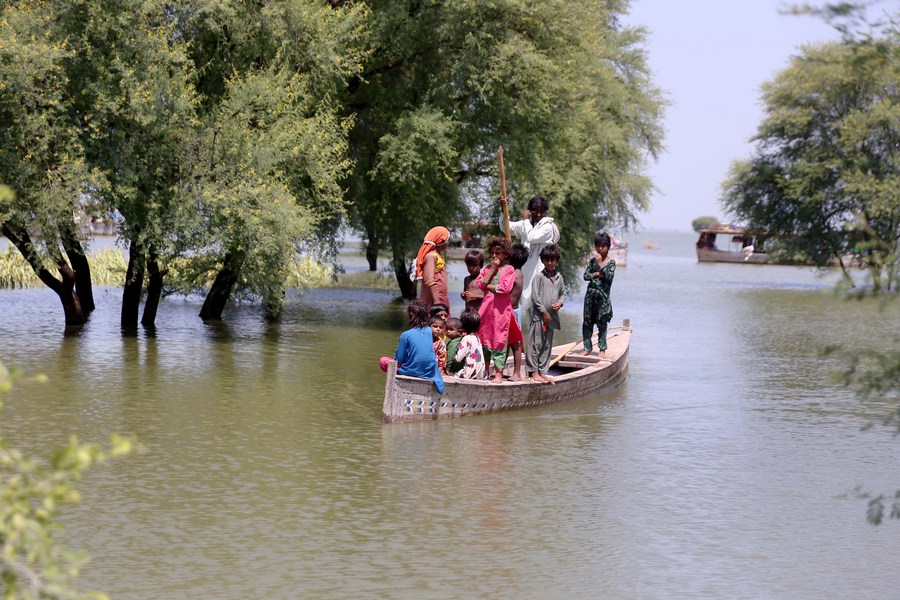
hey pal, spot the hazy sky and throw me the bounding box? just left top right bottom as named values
left=627, top=1, right=840, bottom=231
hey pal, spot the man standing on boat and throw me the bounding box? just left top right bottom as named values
left=501, top=195, right=560, bottom=339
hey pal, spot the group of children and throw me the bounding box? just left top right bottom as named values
left=384, top=230, right=617, bottom=389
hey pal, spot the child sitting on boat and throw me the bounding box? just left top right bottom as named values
left=582, top=231, right=615, bottom=358
left=379, top=299, right=444, bottom=393
left=429, top=314, right=447, bottom=375
left=453, top=309, right=486, bottom=380
left=477, top=236, right=523, bottom=383
left=526, top=244, right=564, bottom=384
left=444, top=317, right=465, bottom=375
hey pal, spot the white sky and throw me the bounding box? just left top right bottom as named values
left=627, top=1, right=840, bottom=231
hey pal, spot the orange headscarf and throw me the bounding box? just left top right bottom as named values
left=415, top=226, right=450, bottom=279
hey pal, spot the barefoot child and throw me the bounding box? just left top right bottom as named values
left=582, top=232, right=615, bottom=357
left=477, top=237, right=523, bottom=383
left=526, top=244, right=564, bottom=384
left=454, top=310, right=486, bottom=379
left=461, top=250, right=485, bottom=311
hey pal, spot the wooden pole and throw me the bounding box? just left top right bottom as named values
left=548, top=341, right=581, bottom=368
left=499, top=146, right=510, bottom=241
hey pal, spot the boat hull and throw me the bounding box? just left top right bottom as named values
left=382, top=327, right=631, bottom=423
left=696, top=247, right=769, bottom=264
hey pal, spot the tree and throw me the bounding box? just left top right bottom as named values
left=179, top=0, right=367, bottom=321
left=0, top=363, right=136, bottom=599
left=722, top=27, right=899, bottom=292
left=54, top=0, right=200, bottom=330
left=0, top=1, right=97, bottom=327
left=343, top=0, right=665, bottom=296
left=741, top=2, right=900, bottom=524
left=691, top=216, right=719, bottom=231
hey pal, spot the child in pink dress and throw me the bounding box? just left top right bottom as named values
left=477, top=236, right=524, bottom=383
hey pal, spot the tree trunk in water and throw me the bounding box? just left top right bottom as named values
left=55, top=255, right=83, bottom=327
left=1, top=223, right=84, bottom=327
left=264, top=285, right=285, bottom=322
left=365, top=230, right=379, bottom=271
left=391, top=247, right=417, bottom=299
left=60, top=227, right=95, bottom=313
left=199, top=252, right=242, bottom=320
left=141, top=250, right=163, bottom=328
left=121, top=242, right=145, bottom=330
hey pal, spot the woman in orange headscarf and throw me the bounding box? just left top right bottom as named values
left=416, top=226, right=450, bottom=312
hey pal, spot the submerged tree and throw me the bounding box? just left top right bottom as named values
left=0, top=2, right=96, bottom=327
left=181, top=0, right=367, bottom=321
left=343, top=0, right=665, bottom=296
left=722, top=24, right=899, bottom=292
left=54, top=0, right=199, bottom=330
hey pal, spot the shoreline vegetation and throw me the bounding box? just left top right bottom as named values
left=0, top=245, right=397, bottom=292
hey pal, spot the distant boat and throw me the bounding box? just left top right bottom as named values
left=695, top=227, right=768, bottom=264
left=382, top=322, right=632, bottom=423
left=643, top=240, right=659, bottom=250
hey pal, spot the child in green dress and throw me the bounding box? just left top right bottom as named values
left=444, top=317, right=464, bottom=375
left=582, top=232, right=615, bottom=357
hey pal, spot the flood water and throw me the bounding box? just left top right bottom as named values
left=1, top=230, right=898, bottom=599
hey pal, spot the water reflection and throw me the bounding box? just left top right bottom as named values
left=0, top=232, right=898, bottom=598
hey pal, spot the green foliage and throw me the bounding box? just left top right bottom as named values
left=1, top=1, right=371, bottom=322
left=344, top=0, right=665, bottom=289
left=691, top=216, right=719, bottom=232
left=177, top=0, right=367, bottom=312
left=722, top=26, right=900, bottom=291
left=0, top=1, right=94, bottom=257
left=0, top=364, right=137, bottom=599
left=162, top=252, right=332, bottom=296
left=0, top=248, right=126, bottom=289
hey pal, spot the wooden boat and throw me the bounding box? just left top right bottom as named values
left=695, top=227, right=769, bottom=264
left=382, top=320, right=631, bottom=423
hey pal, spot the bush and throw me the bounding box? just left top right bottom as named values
left=691, top=216, right=719, bottom=232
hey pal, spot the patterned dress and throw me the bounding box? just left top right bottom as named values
left=433, top=338, right=447, bottom=375
left=582, top=256, right=615, bottom=352
left=453, top=333, right=486, bottom=379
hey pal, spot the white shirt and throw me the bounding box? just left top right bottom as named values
left=503, top=215, right=560, bottom=313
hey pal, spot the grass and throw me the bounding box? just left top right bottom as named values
left=0, top=247, right=347, bottom=291
left=327, top=269, right=399, bottom=290
left=0, top=247, right=126, bottom=288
